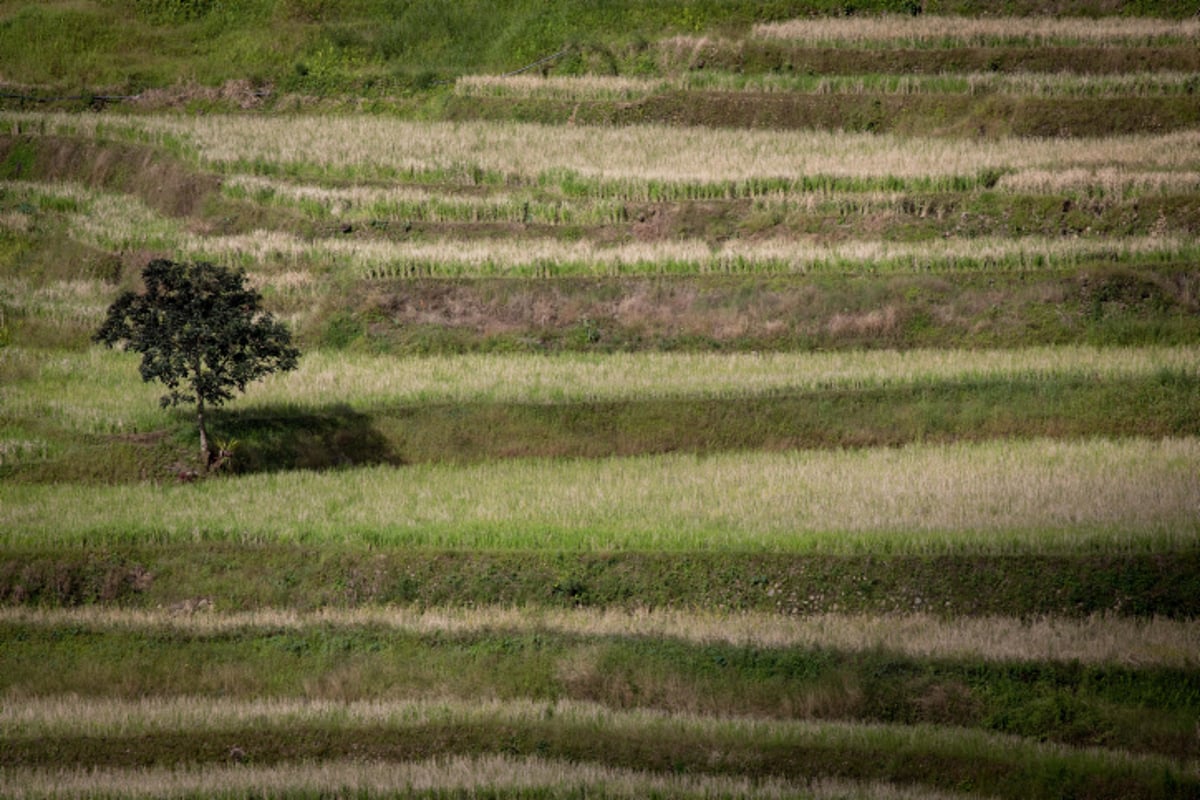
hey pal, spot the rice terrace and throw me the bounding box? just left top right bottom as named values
left=2, top=1, right=1200, bottom=797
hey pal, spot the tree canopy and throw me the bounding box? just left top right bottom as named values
left=95, top=258, right=300, bottom=469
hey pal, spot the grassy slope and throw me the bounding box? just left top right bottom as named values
left=2, top=1, right=1196, bottom=92
left=2, top=0, right=1199, bottom=136
left=2, top=3, right=1199, bottom=798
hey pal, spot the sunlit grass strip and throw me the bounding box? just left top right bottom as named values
left=950, top=71, right=1200, bottom=97
left=7, top=113, right=1199, bottom=185
left=244, top=346, right=1200, bottom=408
left=2, top=438, right=1197, bottom=553
left=7, top=345, right=1198, bottom=435
left=750, top=15, right=1200, bottom=47
left=186, top=230, right=1198, bottom=279
left=5, top=606, right=1196, bottom=669
left=0, top=123, right=1013, bottom=199
left=699, top=71, right=1200, bottom=98
left=457, top=71, right=1200, bottom=100
left=0, top=346, right=168, bottom=435
left=0, top=696, right=566, bottom=740
left=222, top=175, right=628, bottom=226
left=0, top=758, right=972, bottom=800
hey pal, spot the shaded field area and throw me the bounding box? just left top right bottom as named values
left=221, top=374, right=1200, bottom=470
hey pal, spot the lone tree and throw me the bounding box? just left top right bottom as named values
left=95, top=259, right=300, bottom=470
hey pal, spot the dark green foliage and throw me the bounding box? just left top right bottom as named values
left=320, top=310, right=365, bottom=349
left=94, top=259, right=300, bottom=465
left=95, top=259, right=299, bottom=412
left=0, top=138, right=37, bottom=180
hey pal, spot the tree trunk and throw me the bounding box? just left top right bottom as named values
left=197, top=396, right=209, bottom=472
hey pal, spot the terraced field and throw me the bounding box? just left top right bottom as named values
left=1, top=2, right=1199, bottom=798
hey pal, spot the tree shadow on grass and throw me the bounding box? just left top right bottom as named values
left=211, top=403, right=402, bottom=474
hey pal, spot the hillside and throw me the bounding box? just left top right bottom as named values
left=1, top=2, right=1199, bottom=799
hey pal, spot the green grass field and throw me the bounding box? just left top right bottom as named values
left=1, top=2, right=1199, bottom=798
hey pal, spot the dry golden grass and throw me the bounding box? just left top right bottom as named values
left=21, top=173, right=1189, bottom=283
left=28, top=177, right=1192, bottom=285
left=998, top=168, right=1200, bottom=195
left=456, top=71, right=1200, bottom=100
left=182, top=229, right=1194, bottom=279
left=751, top=15, right=1200, bottom=46
left=225, top=174, right=466, bottom=208
left=0, top=695, right=749, bottom=737
left=456, top=73, right=664, bottom=101
left=8, top=113, right=1199, bottom=185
